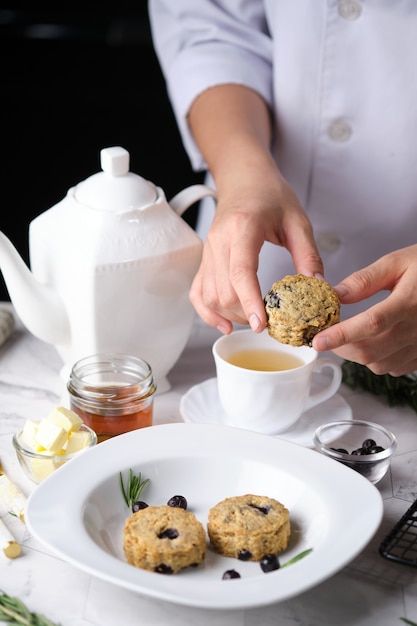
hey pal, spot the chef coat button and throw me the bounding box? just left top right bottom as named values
left=316, top=231, right=341, bottom=253
left=328, top=119, right=352, bottom=142
left=338, top=0, right=362, bottom=20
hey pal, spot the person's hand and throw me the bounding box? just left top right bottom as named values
left=189, top=172, right=324, bottom=334
left=186, top=84, right=324, bottom=334
left=313, top=244, right=417, bottom=376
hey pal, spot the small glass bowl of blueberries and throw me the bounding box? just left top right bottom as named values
left=313, top=419, right=397, bottom=484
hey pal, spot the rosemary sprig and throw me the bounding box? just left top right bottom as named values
left=119, top=469, right=150, bottom=509
left=281, top=548, right=313, bottom=569
left=342, top=360, right=417, bottom=413
left=400, top=619, right=417, bottom=626
left=0, top=592, right=60, bottom=625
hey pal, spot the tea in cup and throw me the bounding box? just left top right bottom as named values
left=212, top=329, right=342, bottom=435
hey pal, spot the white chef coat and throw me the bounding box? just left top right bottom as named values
left=148, top=0, right=417, bottom=318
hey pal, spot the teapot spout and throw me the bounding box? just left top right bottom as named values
left=0, top=231, right=70, bottom=345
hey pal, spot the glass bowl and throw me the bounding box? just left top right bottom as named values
left=313, top=420, right=397, bottom=484
left=13, top=424, right=97, bottom=484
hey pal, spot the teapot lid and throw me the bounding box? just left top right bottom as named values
left=73, top=147, right=157, bottom=211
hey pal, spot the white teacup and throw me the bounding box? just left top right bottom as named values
left=212, top=329, right=342, bottom=435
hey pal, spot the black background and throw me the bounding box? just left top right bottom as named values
left=0, top=6, right=204, bottom=301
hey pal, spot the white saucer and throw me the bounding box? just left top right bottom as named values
left=179, top=377, right=352, bottom=448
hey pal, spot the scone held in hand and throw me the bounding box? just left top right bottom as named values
left=264, top=274, right=340, bottom=347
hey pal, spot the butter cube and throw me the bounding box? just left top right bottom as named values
left=46, top=406, right=83, bottom=433
left=21, top=419, right=39, bottom=448
left=65, top=430, right=90, bottom=454
left=35, top=419, right=67, bottom=453
left=30, top=454, right=63, bottom=482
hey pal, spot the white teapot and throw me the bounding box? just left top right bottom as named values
left=0, top=146, right=216, bottom=392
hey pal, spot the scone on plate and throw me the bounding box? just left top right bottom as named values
left=207, top=494, right=290, bottom=561
left=264, top=274, right=340, bottom=347
left=123, top=505, right=206, bottom=574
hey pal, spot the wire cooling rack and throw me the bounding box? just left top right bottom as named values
left=379, top=499, right=417, bottom=568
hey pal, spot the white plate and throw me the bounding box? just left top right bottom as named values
left=180, top=378, right=352, bottom=447
left=26, top=422, right=382, bottom=610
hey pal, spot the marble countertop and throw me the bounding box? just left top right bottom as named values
left=1, top=303, right=417, bottom=626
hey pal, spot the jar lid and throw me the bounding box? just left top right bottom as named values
left=67, top=353, right=156, bottom=409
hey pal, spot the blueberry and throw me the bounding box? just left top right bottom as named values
left=351, top=447, right=367, bottom=455
left=264, top=291, right=280, bottom=308
left=332, top=438, right=386, bottom=456
left=238, top=549, right=252, bottom=561
left=154, top=563, right=173, bottom=574
left=362, top=438, right=377, bottom=450
left=249, top=504, right=271, bottom=515
left=260, top=554, right=280, bottom=573
left=167, top=495, right=187, bottom=509
left=132, top=500, right=148, bottom=513
left=222, top=569, right=241, bottom=580
left=350, top=440, right=385, bottom=455
left=158, top=528, right=179, bottom=540
left=367, top=445, right=385, bottom=454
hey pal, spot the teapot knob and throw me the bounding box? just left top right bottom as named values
left=100, top=146, right=129, bottom=177
left=73, top=146, right=157, bottom=211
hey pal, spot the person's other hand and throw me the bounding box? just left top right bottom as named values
left=313, top=244, right=417, bottom=376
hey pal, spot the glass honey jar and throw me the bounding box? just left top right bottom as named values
left=67, top=354, right=156, bottom=442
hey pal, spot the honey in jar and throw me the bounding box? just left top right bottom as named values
left=67, top=354, right=156, bottom=442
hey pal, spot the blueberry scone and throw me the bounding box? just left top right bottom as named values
left=207, top=494, right=290, bottom=561
left=123, top=505, right=206, bottom=574
left=264, top=274, right=340, bottom=347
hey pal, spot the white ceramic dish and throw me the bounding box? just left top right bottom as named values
left=26, top=422, right=382, bottom=610
left=180, top=378, right=352, bottom=447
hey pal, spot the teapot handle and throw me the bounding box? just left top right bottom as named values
left=169, top=184, right=217, bottom=216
